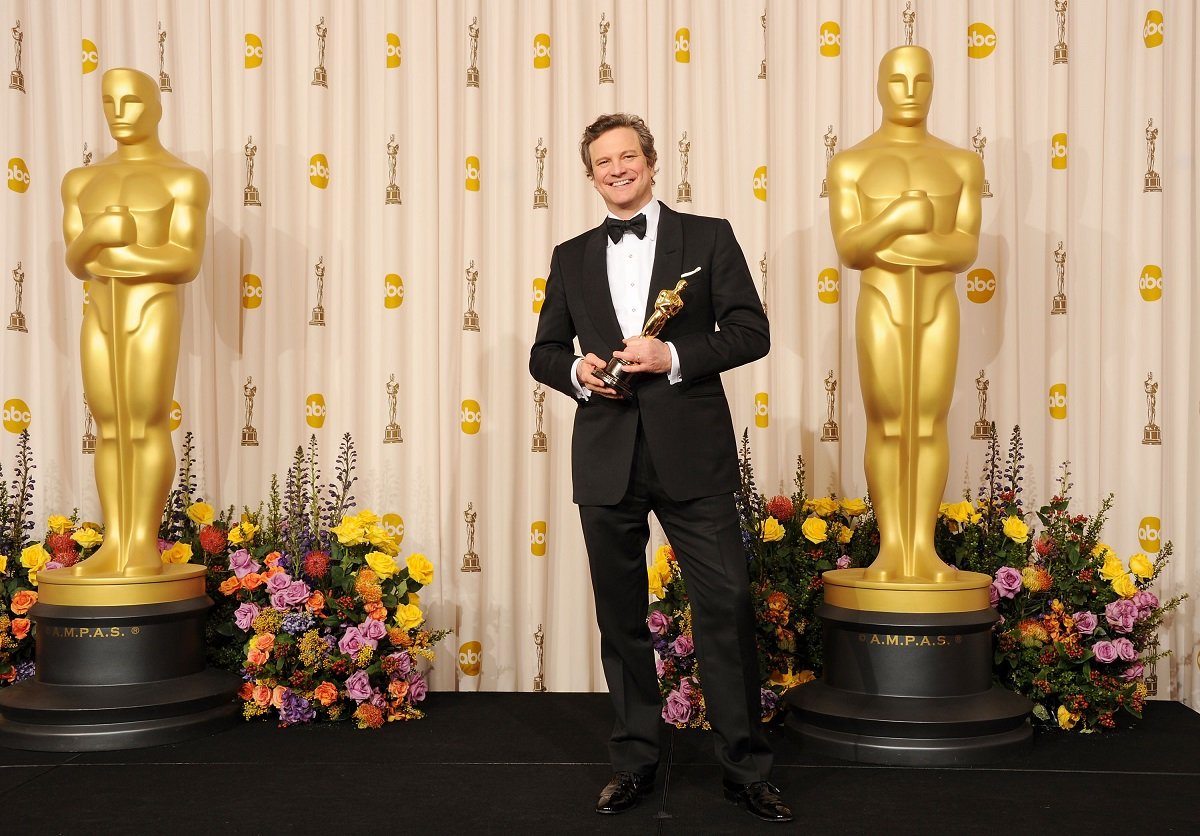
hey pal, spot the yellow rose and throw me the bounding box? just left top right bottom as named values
left=1091, top=542, right=1115, bottom=561
left=760, top=517, right=785, bottom=542
left=1112, top=573, right=1138, bottom=599
left=365, top=552, right=400, bottom=578
left=654, top=544, right=676, bottom=563
left=20, top=544, right=52, bottom=572
left=840, top=497, right=868, bottom=517
left=1098, top=551, right=1125, bottom=582
left=328, top=517, right=366, bottom=547
left=406, top=553, right=434, bottom=585
left=71, top=527, right=104, bottom=549
left=801, top=517, right=828, bottom=544
left=1056, top=705, right=1080, bottom=730
left=394, top=603, right=424, bottom=630
left=186, top=502, right=215, bottom=526
left=407, top=591, right=420, bottom=607
left=47, top=515, right=73, bottom=534
left=0, top=553, right=6, bottom=574
left=806, top=497, right=839, bottom=518
left=228, top=521, right=259, bottom=546
left=1002, top=515, right=1029, bottom=544
left=836, top=525, right=853, bottom=545
left=160, top=542, right=193, bottom=564
left=648, top=569, right=665, bottom=599
left=1129, top=552, right=1154, bottom=581
left=354, top=509, right=381, bottom=526
left=767, top=667, right=816, bottom=691
left=365, top=525, right=400, bottom=556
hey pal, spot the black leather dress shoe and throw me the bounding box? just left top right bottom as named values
left=722, top=779, right=794, bottom=822
left=595, top=771, right=654, bottom=814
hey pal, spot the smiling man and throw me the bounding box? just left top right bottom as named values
left=529, top=114, right=789, bottom=823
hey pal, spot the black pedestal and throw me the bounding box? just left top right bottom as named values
left=0, top=597, right=241, bottom=751
left=786, top=604, right=1032, bottom=765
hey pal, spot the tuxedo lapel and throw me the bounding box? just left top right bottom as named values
left=581, top=223, right=625, bottom=351
left=644, top=201, right=683, bottom=324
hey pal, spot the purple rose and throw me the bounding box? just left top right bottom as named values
left=280, top=580, right=311, bottom=606
left=672, top=636, right=695, bottom=657
left=265, top=571, right=292, bottom=593
left=993, top=567, right=1023, bottom=599
left=655, top=657, right=666, bottom=677
left=407, top=672, right=428, bottom=702
left=679, top=676, right=697, bottom=698
left=228, top=548, right=261, bottom=579
left=1072, top=611, right=1098, bottom=636
left=278, top=690, right=315, bottom=726
left=344, top=669, right=372, bottom=701
left=760, top=688, right=780, bottom=720
left=1132, top=590, right=1159, bottom=619
left=988, top=583, right=1000, bottom=607
left=1092, top=640, right=1118, bottom=664
left=361, top=618, right=388, bottom=641
left=338, top=626, right=367, bottom=656
left=234, top=602, right=260, bottom=631
left=158, top=538, right=172, bottom=553
left=835, top=555, right=852, bottom=569
left=1111, top=637, right=1137, bottom=662
left=647, top=610, right=670, bottom=636
left=1105, top=599, right=1138, bottom=634
left=1122, top=663, right=1145, bottom=681
left=661, top=689, right=693, bottom=724
left=370, top=691, right=387, bottom=709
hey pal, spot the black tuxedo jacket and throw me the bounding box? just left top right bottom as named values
left=529, top=202, right=769, bottom=505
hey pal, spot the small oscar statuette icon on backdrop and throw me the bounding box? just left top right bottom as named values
left=820, top=125, right=837, bottom=197
left=972, top=369, right=996, bottom=440
left=384, top=373, right=403, bottom=444
left=758, top=10, right=767, bottom=79
left=7, top=261, right=26, bottom=333
left=461, top=502, right=480, bottom=572
left=758, top=253, right=768, bottom=315
left=241, top=376, right=259, bottom=447
left=1053, top=0, right=1069, bottom=64
left=676, top=132, right=692, bottom=203
left=532, top=138, right=548, bottom=209
left=385, top=134, right=402, bottom=205
left=1144, top=118, right=1161, bottom=193
left=1142, top=373, right=1161, bottom=445
left=533, top=624, right=546, bottom=692
left=1051, top=241, right=1067, bottom=315
left=593, top=280, right=688, bottom=399
left=466, top=17, right=480, bottom=87
left=462, top=260, right=479, bottom=331
left=973, top=128, right=992, bottom=198
left=157, top=22, right=172, bottom=92
left=9, top=19, right=24, bottom=92
left=82, top=397, right=97, bottom=454
left=312, top=16, right=328, bottom=87
left=310, top=256, right=326, bottom=326
left=821, top=370, right=840, bottom=442
left=243, top=136, right=261, bottom=206
left=598, top=13, right=613, bottom=84
left=531, top=383, right=548, bottom=452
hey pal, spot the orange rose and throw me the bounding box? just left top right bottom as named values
left=388, top=679, right=410, bottom=701
left=252, top=684, right=272, bottom=707
left=238, top=682, right=255, bottom=700
left=10, top=590, right=38, bottom=615
left=271, top=685, right=287, bottom=709
left=0, top=668, right=16, bottom=683
left=254, top=633, right=275, bottom=652
left=313, top=681, right=338, bottom=706
left=11, top=618, right=31, bottom=640
left=241, top=572, right=265, bottom=590
left=246, top=648, right=269, bottom=666
left=264, top=551, right=282, bottom=568
left=263, top=565, right=285, bottom=578
left=306, top=590, right=326, bottom=613
left=218, top=577, right=241, bottom=596
left=366, top=601, right=388, bottom=622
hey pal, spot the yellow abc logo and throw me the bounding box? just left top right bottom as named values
left=458, top=641, right=482, bottom=676
left=965, top=268, right=997, bottom=304
left=82, top=38, right=99, bottom=74
left=382, top=513, right=405, bottom=544
left=1050, top=133, right=1068, bottom=169
left=533, top=33, right=551, bottom=69
left=245, top=33, right=264, bottom=68
left=530, top=521, right=547, bottom=557
left=1143, top=11, right=1164, bottom=48
left=532, top=277, right=546, bottom=313
left=309, top=154, right=330, bottom=188
left=674, top=27, right=691, bottom=62
left=1048, top=383, right=1067, bottom=420
left=818, top=21, right=841, bottom=57
left=754, top=392, right=769, bottom=428
left=1138, top=265, right=1162, bottom=302
left=384, top=273, right=404, bottom=309
left=1138, top=516, right=1161, bottom=553
left=169, top=400, right=183, bottom=431
left=305, top=393, right=327, bottom=428
left=2, top=398, right=32, bottom=433
left=752, top=165, right=767, bottom=201
left=967, top=22, right=997, bottom=59
left=386, top=33, right=401, bottom=68
left=465, top=155, right=480, bottom=191
left=461, top=399, right=482, bottom=434
left=7, top=158, right=30, bottom=193
left=817, top=268, right=840, bottom=304
left=242, top=274, right=263, bottom=309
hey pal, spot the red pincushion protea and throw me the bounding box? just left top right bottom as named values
left=199, top=526, right=228, bottom=555
left=765, top=495, right=794, bottom=522
left=304, top=551, right=331, bottom=579
left=47, top=533, right=76, bottom=554
left=53, top=550, right=80, bottom=567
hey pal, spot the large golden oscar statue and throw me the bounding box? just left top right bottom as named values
left=788, top=47, right=1031, bottom=765
left=0, top=69, right=239, bottom=751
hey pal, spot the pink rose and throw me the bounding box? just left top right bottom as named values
left=647, top=610, right=671, bottom=636
left=1091, top=640, right=1117, bottom=664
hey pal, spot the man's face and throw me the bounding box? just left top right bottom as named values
left=877, top=47, right=933, bottom=128
left=101, top=70, right=160, bottom=144
left=589, top=127, right=655, bottom=218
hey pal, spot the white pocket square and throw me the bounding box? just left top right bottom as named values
left=680, top=266, right=702, bottom=278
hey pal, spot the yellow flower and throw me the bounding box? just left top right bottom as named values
left=760, top=517, right=785, bottom=542
left=1129, top=552, right=1154, bottom=581
left=801, top=517, right=828, bottom=544
left=836, top=525, right=853, bottom=545
left=0, top=553, right=7, bottom=574
left=1091, top=542, right=1116, bottom=561
left=328, top=517, right=366, bottom=547
left=47, top=515, right=73, bottom=534
left=407, top=591, right=420, bottom=607
left=160, top=542, right=193, bottom=564
left=648, top=570, right=665, bottom=599
left=942, top=501, right=974, bottom=524
left=186, top=502, right=215, bottom=526
left=365, top=525, right=400, bottom=556
left=1098, top=551, right=1126, bottom=582
left=840, top=497, right=868, bottom=517
left=654, top=544, right=676, bottom=563
left=228, top=521, right=259, bottom=546
left=394, top=603, right=424, bottom=630
left=767, top=667, right=816, bottom=691
left=354, top=509, right=381, bottom=526
left=1002, top=515, right=1029, bottom=544
left=806, top=497, right=839, bottom=518
left=1056, top=705, right=1080, bottom=730
left=365, top=552, right=400, bottom=578
left=71, top=527, right=104, bottom=549
left=1112, top=573, right=1138, bottom=599
left=406, top=553, right=434, bottom=585
left=20, top=544, right=52, bottom=572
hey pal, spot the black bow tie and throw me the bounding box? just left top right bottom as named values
left=606, top=213, right=647, bottom=244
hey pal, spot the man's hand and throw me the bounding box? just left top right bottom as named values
left=614, top=337, right=671, bottom=374
left=577, top=352, right=622, bottom=399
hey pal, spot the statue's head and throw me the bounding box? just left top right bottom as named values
left=101, top=69, right=162, bottom=145
left=876, top=46, right=934, bottom=127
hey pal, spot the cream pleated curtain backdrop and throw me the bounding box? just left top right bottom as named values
left=1, top=1, right=1196, bottom=708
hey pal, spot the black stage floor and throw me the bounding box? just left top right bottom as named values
left=1, top=693, right=1196, bottom=834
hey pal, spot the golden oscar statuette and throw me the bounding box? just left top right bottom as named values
left=592, top=280, right=688, bottom=399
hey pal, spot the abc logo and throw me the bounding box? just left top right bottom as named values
left=458, top=641, right=482, bottom=676
left=754, top=392, right=769, bottom=428
left=967, top=22, right=997, bottom=59
left=1138, top=265, right=1162, bottom=302
left=1143, top=11, right=1164, bottom=48
left=1050, top=133, right=1068, bottom=170
left=384, top=273, right=405, bottom=309
left=382, top=513, right=405, bottom=544
left=530, top=521, right=547, bottom=557
left=461, top=399, right=482, bottom=434
left=7, top=158, right=30, bottom=193
left=818, top=21, right=841, bottom=57
left=533, top=33, right=551, bottom=69
left=465, top=155, right=480, bottom=191
left=169, top=400, right=183, bottom=431
left=532, top=277, right=546, bottom=314
left=752, top=165, right=767, bottom=202
left=817, top=268, right=840, bottom=304
left=1138, top=516, right=1161, bottom=552
left=82, top=38, right=99, bottom=74
left=1048, top=383, right=1067, bottom=420
left=966, top=268, right=997, bottom=304
left=386, top=33, right=401, bottom=68
left=309, top=154, right=330, bottom=188
left=2, top=399, right=32, bottom=433
left=305, top=393, right=327, bottom=428
left=242, top=274, right=263, bottom=309
left=245, top=33, right=264, bottom=68
left=674, top=27, right=690, bottom=63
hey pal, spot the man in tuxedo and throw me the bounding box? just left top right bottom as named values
left=529, top=114, right=791, bottom=823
